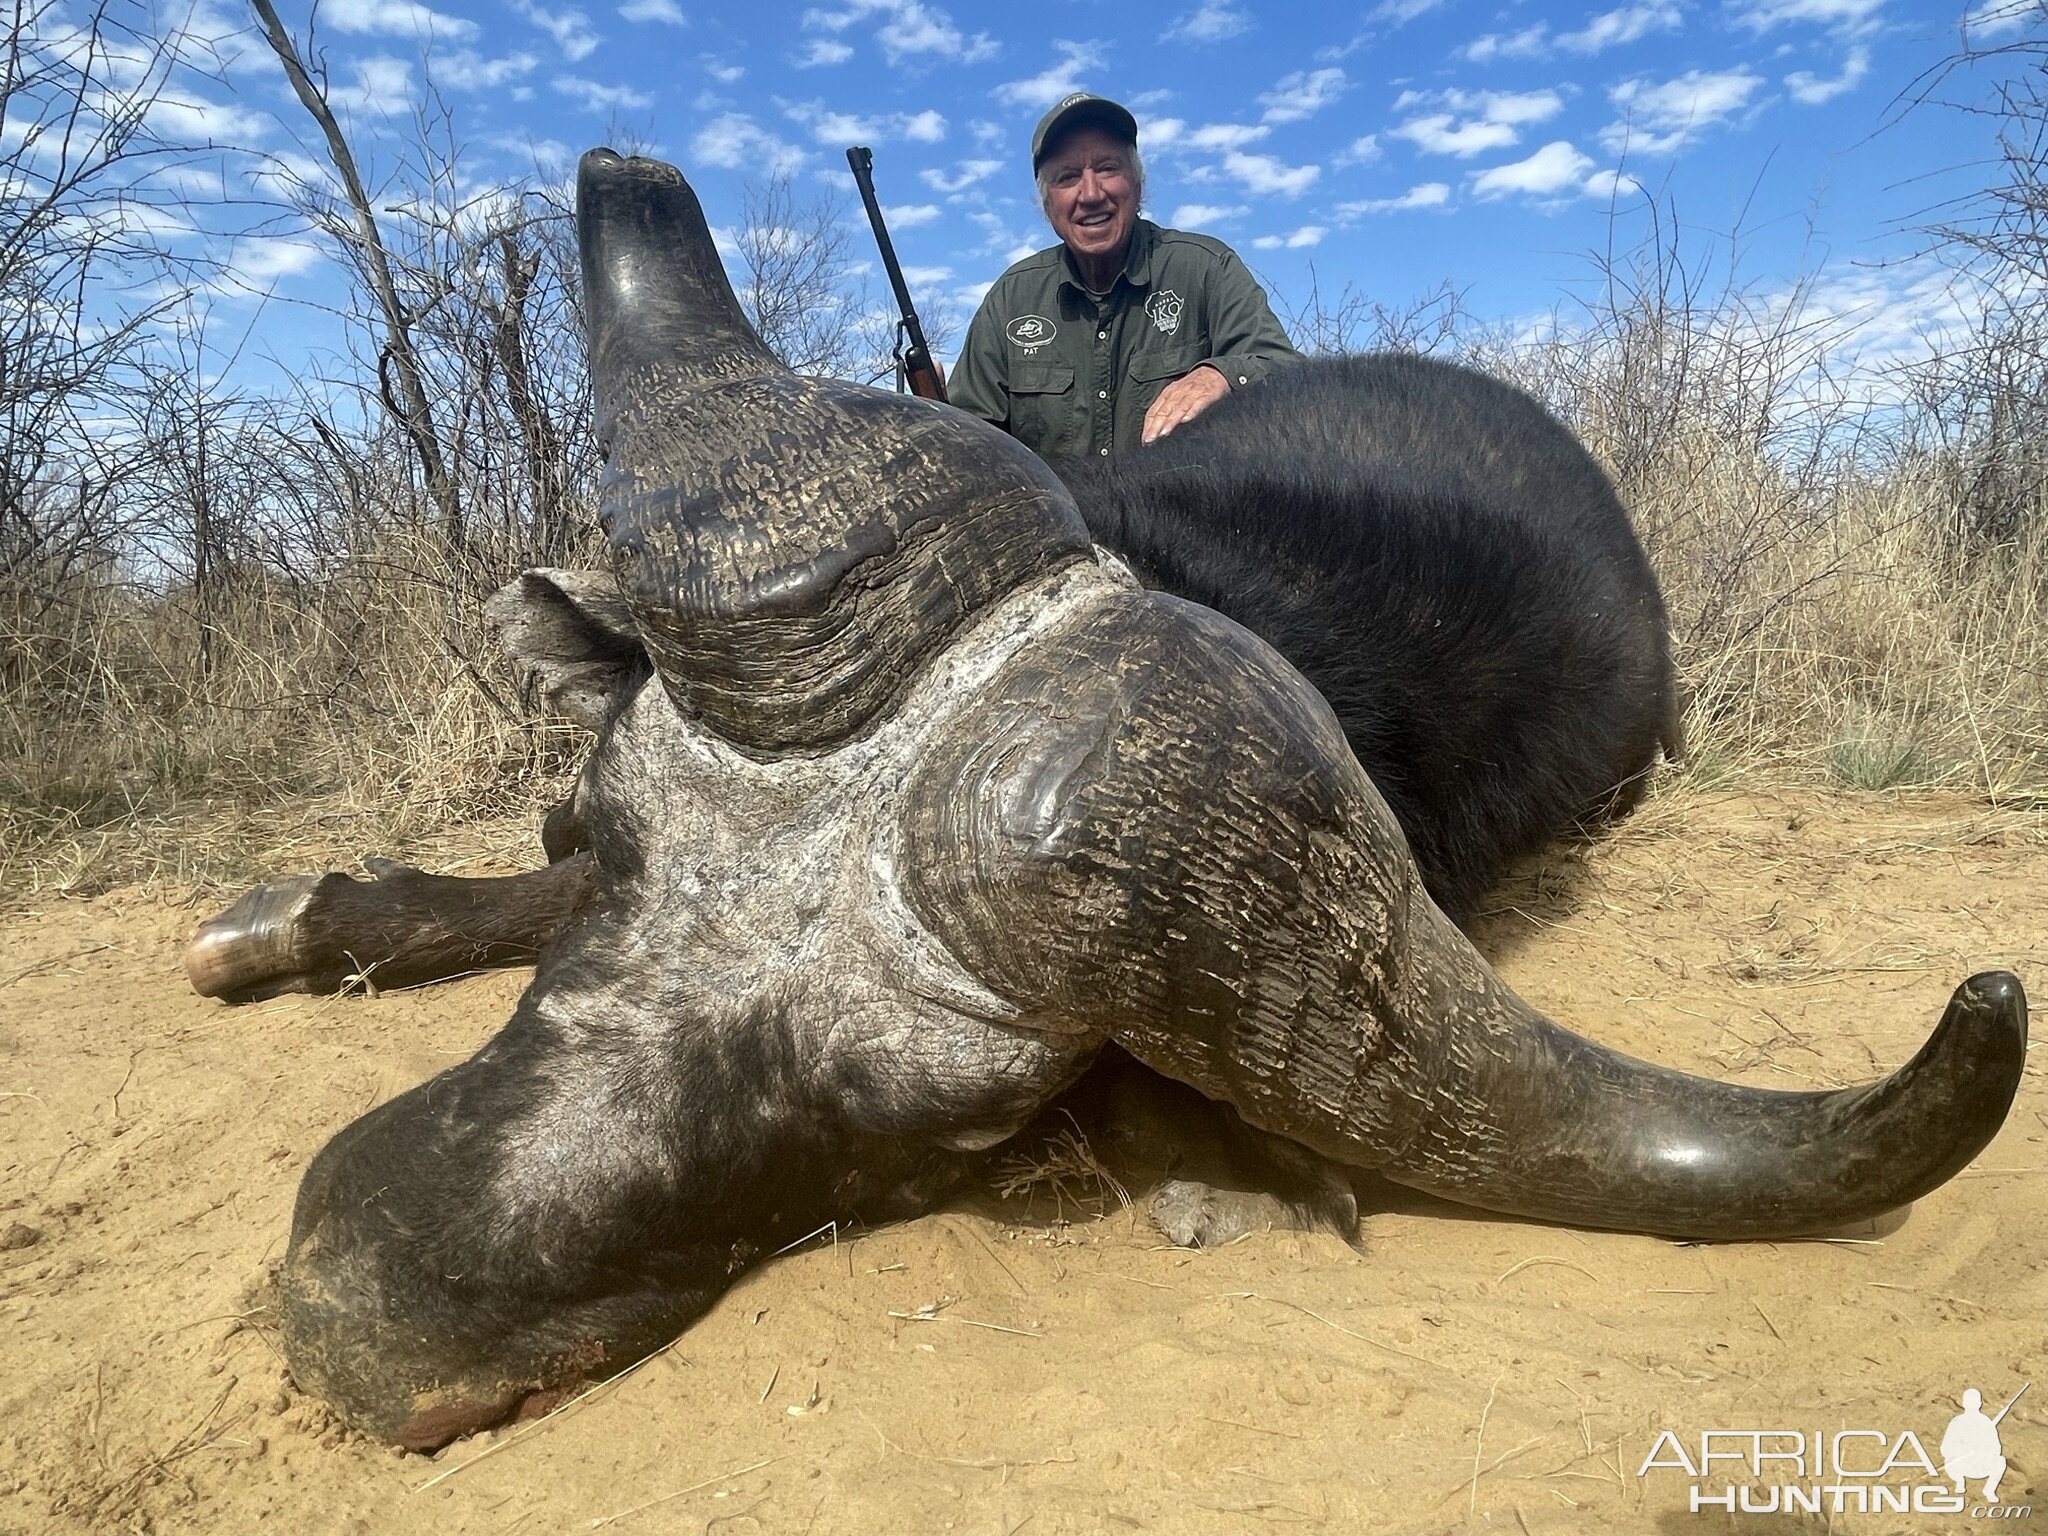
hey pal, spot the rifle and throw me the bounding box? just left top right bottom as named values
left=846, top=146, right=947, bottom=402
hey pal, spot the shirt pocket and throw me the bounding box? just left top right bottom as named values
left=1125, top=347, right=1205, bottom=423
left=1009, top=362, right=1079, bottom=459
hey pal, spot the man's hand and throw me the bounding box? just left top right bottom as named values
left=1141, top=364, right=1230, bottom=444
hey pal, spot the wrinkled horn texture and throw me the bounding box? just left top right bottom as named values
left=578, top=148, right=1092, bottom=753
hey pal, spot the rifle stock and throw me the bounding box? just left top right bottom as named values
left=847, top=146, right=947, bottom=403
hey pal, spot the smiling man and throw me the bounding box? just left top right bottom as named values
left=948, top=93, right=1301, bottom=463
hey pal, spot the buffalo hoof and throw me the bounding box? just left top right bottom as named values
left=186, top=874, right=334, bottom=1003
left=1151, top=1175, right=1362, bottom=1249
left=187, top=856, right=589, bottom=1005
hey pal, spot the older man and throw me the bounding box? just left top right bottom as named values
left=948, top=93, right=1301, bottom=463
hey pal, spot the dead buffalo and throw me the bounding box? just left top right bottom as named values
left=189, top=350, right=1683, bottom=1004
left=198, top=151, right=2025, bottom=1452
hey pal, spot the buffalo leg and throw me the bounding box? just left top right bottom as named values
left=1151, top=1112, right=1362, bottom=1249
left=187, top=854, right=594, bottom=1004
left=1044, top=1053, right=1361, bottom=1247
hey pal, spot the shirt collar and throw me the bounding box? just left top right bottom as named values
left=1058, top=218, right=1158, bottom=297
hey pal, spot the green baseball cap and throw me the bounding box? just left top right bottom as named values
left=1031, top=93, right=1139, bottom=169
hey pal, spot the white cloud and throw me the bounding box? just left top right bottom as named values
left=784, top=102, right=947, bottom=146
left=434, top=49, right=539, bottom=91
left=553, top=75, right=652, bottom=112
left=1369, top=0, right=1445, bottom=21
left=802, top=0, right=996, bottom=65
left=1582, top=167, right=1645, bottom=199
left=1394, top=114, right=1517, bottom=156
left=327, top=55, right=413, bottom=113
left=994, top=40, right=1097, bottom=108
left=1142, top=117, right=1185, bottom=148
left=321, top=0, right=477, bottom=38
left=1557, top=2, right=1682, bottom=51
left=64, top=201, right=197, bottom=242
left=1391, top=89, right=1564, bottom=158
left=1471, top=88, right=1566, bottom=125
left=1250, top=224, right=1326, bottom=248
left=1464, top=24, right=1549, bottom=60
left=706, top=61, right=744, bottom=82
left=619, top=0, right=684, bottom=19
left=1732, top=0, right=1883, bottom=27
left=1338, top=182, right=1450, bottom=214
left=483, top=132, right=576, bottom=174
left=1169, top=0, right=1251, bottom=40
left=692, top=112, right=807, bottom=175
left=248, top=149, right=336, bottom=202
left=1344, top=134, right=1381, bottom=163
left=514, top=0, right=600, bottom=60
left=1785, top=44, right=1870, bottom=103
left=146, top=93, right=270, bottom=144
left=1261, top=67, right=1346, bottom=125
left=1472, top=140, right=1595, bottom=197
left=795, top=38, right=852, bottom=65
left=921, top=159, right=1001, bottom=192
left=1170, top=202, right=1247, bottom=225
left=1183, top=122, right=1271, bottom=152
left=40, top=19, right=164, bottom=85
left=1963, top=0, right=2036, bottom=38
left=217, top=236, right=324, bottom=296
left=1601, top=67, right=1763, bottom=153
left=882, top=202, right=939, bottom=227
left=900, top=264, right=952, bottom=286
left=1220, top=150, right=1318, bottom=197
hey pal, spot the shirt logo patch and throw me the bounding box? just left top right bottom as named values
left=1006, top=314, right=1057, bottom=353
left=1145, top=290, right=1184, bottom=337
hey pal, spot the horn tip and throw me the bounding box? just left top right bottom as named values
left=577, top=147, right=681, bottom=187
left=1953, top=968, right=2027, bottom=1041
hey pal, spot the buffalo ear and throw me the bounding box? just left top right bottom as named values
left=485, top=568, right=649, bottom=733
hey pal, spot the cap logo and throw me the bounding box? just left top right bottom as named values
left=1006, top=314, right=1057, bottom=353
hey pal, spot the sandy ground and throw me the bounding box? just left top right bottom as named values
left=2, top=786, right=2044, bottom=1536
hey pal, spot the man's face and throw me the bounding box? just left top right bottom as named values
left=1042, top=127, right=1137, bottom=271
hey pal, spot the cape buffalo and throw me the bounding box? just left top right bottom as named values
left=189, top=351, right=1682, bottom=1003
left=196, top=150, right=2025, bottom=1452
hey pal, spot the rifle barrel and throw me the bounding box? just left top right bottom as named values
left=848, top=148, right=919, bottom=322
left=847, top=146, right=941, bottom=396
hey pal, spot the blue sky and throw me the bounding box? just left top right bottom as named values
left=65, top=0, right=2047, bottom=388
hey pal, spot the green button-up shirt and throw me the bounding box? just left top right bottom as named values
left=948, top=219, right=1301, bottom=464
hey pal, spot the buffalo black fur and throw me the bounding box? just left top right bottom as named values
left=1058, top=352, right=1680, bottom=923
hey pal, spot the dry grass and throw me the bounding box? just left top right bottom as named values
left=0, top=541, right=581, bottom=900
left=1651, top=473, right=2048, bottom=797
left=993, top=1126, right=1133, bottom=1222
left=4, top=454, right=2042, bottom=905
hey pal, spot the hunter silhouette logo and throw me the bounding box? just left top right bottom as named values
left=1637, top=1381, right=2031, bottom=1518
left=1145, top=289, right=1184, bottom=337
left=1942, top=1386, right=2020, bottom=1503
left=1006, top=314, right=1055, bottom=353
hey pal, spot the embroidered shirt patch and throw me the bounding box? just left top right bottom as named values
left=1006, top=314, right=1057, bottom=352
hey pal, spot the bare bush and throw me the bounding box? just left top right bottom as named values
left=1895, top=1, right=2048, bottom=545
left=0, top=0, right=229, bottom=604
left=1272, top=271, right=1472, bottom=357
